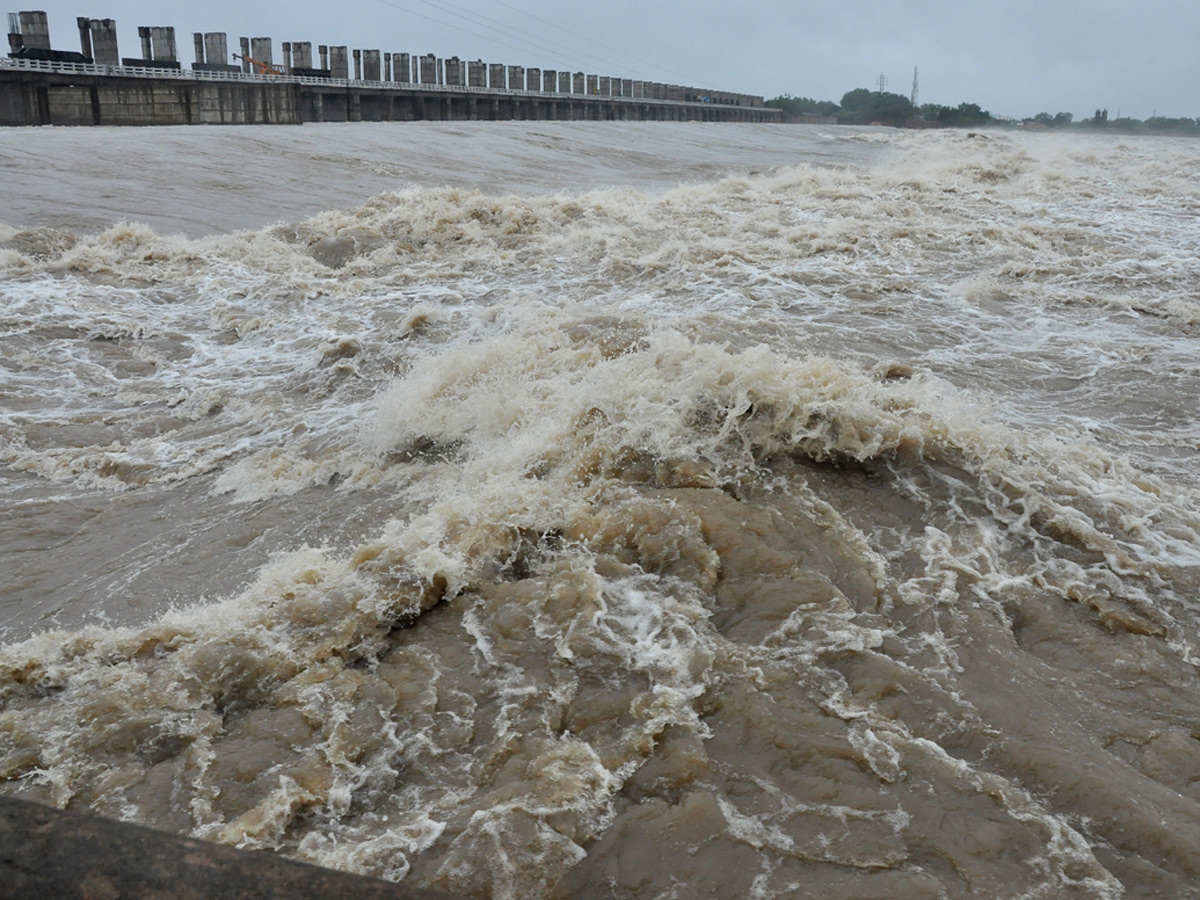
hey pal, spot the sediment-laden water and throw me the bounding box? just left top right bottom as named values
left=1, top=122, right=1199, bottom=899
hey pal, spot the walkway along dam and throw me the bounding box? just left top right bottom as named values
left=1, top=10, right=780, bottom=126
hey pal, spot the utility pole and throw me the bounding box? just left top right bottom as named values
left=910, top=66, right=919, bottom=107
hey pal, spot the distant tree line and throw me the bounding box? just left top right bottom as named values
left=767, top=89, right=1198, bottom=134
left=767, top=89, right=992, bottom=128
left=997, top=110, right=1197, bottom=134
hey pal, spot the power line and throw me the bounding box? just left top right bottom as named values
left=481, top=0, right=692, bottom=82
left=370, top=0, right=580, bottom=66
left=370, top=0, right=691, bottom=82
left=420, top=0, right=595, bottom=63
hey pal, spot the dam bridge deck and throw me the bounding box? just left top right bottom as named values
left=0, top=57, right=780, bottom=126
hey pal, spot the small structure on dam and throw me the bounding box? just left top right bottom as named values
left=0, top=8, right=779, bottom=127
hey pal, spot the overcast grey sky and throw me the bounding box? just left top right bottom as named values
left=20, top=1, right=1200, bottom=118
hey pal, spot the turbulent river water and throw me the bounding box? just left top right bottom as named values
left=1, top=122, right=1199, bottom=899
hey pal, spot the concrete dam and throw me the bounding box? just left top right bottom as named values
left=0, top=10, right=780, bottom=127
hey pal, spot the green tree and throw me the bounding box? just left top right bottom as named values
left=954, top=102, right=991, bottom=127
left=921, top=103, right=991, bottom=127
left=919, top=102, right=950, bottom=122
left=839, top=88, right=874, bottom=113
left=838, top=88, right=913, bottom=126
left=1146, top=116, right=1199, bottom=134
left=1109, top=117, right=1142, bottom=131
left=765, top=94, right=840, bottom=117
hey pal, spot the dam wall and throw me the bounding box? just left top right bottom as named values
left=1, top=10, right=778, bottom=127
left=0, top=64, right=298, bottom=125
left=0, top=61, right=777, bottom=126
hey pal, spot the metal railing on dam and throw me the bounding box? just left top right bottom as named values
left=0, top=56, right=757, bottom=104
left=0, top=56, right=780, bottom=126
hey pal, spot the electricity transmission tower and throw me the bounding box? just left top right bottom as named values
left=876, top=72, right=888, bottom=93
left=911, top=67, right=919, bottom=107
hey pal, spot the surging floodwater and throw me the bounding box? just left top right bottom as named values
left=1, top=123, right=1199, bottom=899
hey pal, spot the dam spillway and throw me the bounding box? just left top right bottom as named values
left=1, top=10, right=779, bottom=127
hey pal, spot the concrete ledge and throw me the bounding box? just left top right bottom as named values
left=0, top=796, right=460, bottom=900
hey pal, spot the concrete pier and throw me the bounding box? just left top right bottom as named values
left=149, top=27, right=175, bottom=62
left=249, top=37, right=272, bottom=68
left=292, top=41, right=312, bottom=70
left=15, top=11, right=50, bottom=50
left=77, top=17, right=91, bottom=58
left=126, top=25, right=178, bottom=69
left=418, top=53, right=437, bottom=84
left=363, top=49, right=380, bottom=81
left=81, top=18, right=118, bottom=65
left=329, top=45, right=348, bottom=79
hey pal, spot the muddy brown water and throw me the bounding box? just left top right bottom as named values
left=2, top=123, right=1199, bottom=898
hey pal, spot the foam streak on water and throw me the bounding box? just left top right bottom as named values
left=1, top=124, right=1199, bottom=899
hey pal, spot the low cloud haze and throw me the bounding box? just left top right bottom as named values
left=22, top=0, right=1200, bottom=118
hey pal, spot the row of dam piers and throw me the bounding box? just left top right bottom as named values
left=2, top=10, right=779, bottom=126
